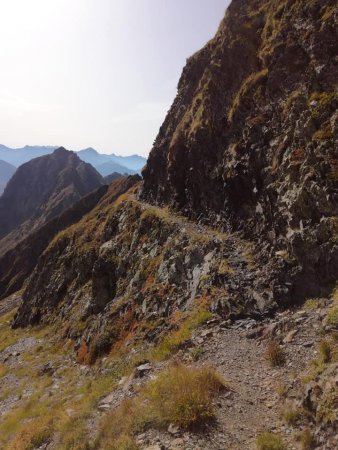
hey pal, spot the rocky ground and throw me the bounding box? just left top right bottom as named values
left=1, top=291, right=337, bottom=449
left=132, top=301, right=337, bottom=450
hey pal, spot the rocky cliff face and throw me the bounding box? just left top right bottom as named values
left=0, top=147, right=104, bottom=253
left=141, top=0, right=338, bottom=302
left=13, top=177, right=262, bottom=340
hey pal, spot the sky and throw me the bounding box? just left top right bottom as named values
left=0, top=0, right=230, bottom=156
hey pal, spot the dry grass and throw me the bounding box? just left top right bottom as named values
left=151, top=303, right=212, bottom=361
left=319, top=339, right=332, bottom=364
left=96, top=365, right=226, bottom=448
left=143, top=365, right=226, bottom=428
left=282, top=406, right=303, bottom=425
left=266, top=340, right=285, bottom=367
left=327, top=304, right=338, bottom=327
left=228, top=69, right=268, bottom=122
left=303, top=298, right=318, bottom=310
left=256, top=432, right=286, bottom=450
left=6, top=416, right=54, bottom=450
left=296, top=428, right=315, bottom=450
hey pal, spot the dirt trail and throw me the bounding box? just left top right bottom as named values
left=194, top=308, right=323, bottom=450
left=136, top=307, right=325, bottom=450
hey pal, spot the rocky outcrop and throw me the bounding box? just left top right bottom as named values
left=0, top=147, right=104, bottom=248
left=141, top=0, right=338, bottom=302
left=13, top=180, right=273, bottom=359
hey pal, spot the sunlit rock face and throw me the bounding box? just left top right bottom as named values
left=141, top=0, right=338, bottom=301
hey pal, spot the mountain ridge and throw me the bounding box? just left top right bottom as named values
left=0, top=144, right=146, bottom=176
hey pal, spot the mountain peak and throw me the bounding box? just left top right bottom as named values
left=80, top=147, right=98, bottom=154
left=0, top=149, right=103, bottom=243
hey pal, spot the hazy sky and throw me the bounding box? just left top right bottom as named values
left=0, top=0, right=230, bottom=156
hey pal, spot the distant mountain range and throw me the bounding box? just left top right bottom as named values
left=0, top=160, right=16, bottom=195
left=0, top=144, right=146, bottom=178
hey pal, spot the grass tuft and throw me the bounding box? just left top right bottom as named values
left=256, top=432, right=286, bottom=450
left=296, top=428, right=315, bottom=450
left=152, top=303, right=212, bottom=361
left=319, top=339, right=332, bottom=364
left=266, top=340, right=285, bottom=367
left=97, top=365, right=226, bottom=448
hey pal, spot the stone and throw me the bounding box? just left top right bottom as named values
left=283, top=329, right=298, bottom=343
left=168, top=423, right=180, bottom=435
left=136, top=363, right=153, bottom=377
left=39, top=361, right=54, bottom=375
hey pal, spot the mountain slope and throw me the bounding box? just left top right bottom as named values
left=141, top=0, right=338, bottom=302
left=0, top=147, right=104, bottom=246
left=0, top=159, right=16, bottom=195
left=0, top=184, right=108, bottom=300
